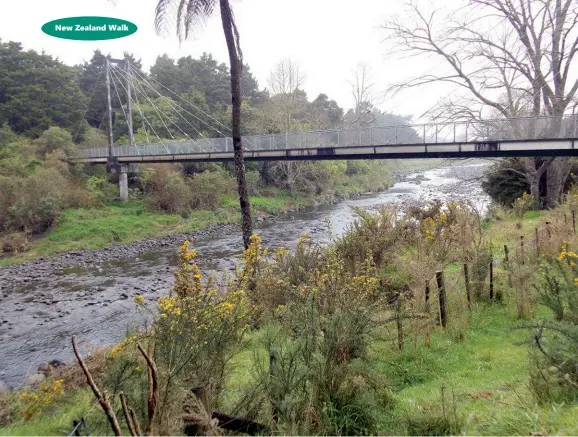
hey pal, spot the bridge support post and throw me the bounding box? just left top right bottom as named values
left=119, top=165, right=129, bottom=203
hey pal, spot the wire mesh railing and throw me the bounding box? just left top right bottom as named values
left=76, top=114, right=578, bottom=159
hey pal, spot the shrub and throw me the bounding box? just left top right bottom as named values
left=520, top=247, right=578, bottom=403
left=33, top=126, right=75, bottom=157
left=145, top=165, right=192, bottom=214
left=189, top=170, right=235, bottom=211
left=1, top=232, right=29, bottom=254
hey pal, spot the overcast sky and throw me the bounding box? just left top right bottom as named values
left=1, top=0, right=460, bottom=121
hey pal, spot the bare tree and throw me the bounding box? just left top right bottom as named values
left=155, top=0, right=253, bottom=248
left=382, top=0, right=578, bottom=208
left=347, top=61, right=377, bottom=114
left=267, top=57, right=305, bottom=96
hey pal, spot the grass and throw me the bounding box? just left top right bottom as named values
left=0, top=191, right=312, bottom=266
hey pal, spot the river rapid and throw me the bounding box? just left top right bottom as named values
left=0, top=160, right=490, bottom=387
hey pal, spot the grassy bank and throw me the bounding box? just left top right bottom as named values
left=0, top=191, right=311, bottom=266
left=0, top=158, right=443, bottom=266
left=2, top=204, right=577, bottom=435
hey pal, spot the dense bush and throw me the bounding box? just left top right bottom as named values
left=0, top=167, right=90, bottom=234
left=523, top=248, right=578, bottom=403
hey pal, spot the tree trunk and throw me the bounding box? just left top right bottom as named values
left=546, top=157, right=571, bottom=208
left=220, top=0, right=253, bottom=249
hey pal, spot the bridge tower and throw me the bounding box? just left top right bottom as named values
left=104, top=57, right=135, bottom=202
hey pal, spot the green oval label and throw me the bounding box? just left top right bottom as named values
left=41, top=17, right=137, bottom=41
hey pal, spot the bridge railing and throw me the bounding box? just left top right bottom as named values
left=75, top=114, right=577, bottom=159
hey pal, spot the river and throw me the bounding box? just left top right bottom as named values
left=0, top=160, right=490, bottom=387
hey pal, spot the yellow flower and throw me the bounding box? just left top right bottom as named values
left=134, top=294, right=144, bottom=305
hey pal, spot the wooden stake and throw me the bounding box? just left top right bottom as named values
left=504, top=244, right=512, bottom=288
left=489, top=254, right=494, bottom=302
left=463, top=263, right=471, bottom=309
left=72, top=336, right=121, bottom=436
left=520, top=236, right=525, bottom=265
left=436, top=271, right=447, bottom=328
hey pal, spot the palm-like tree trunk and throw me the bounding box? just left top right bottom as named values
left=219, top=0, right=253, bottom=249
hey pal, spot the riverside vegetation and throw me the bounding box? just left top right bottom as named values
left=0, top=40, right=441, bottom=265
left=1, top=192, right=577, bottom=436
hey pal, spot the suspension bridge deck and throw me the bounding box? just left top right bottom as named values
left=74, top=115, right=578, bottom=164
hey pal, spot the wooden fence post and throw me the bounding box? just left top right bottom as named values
left=504, top=244, right=512, bottom=288
left=463, top=263, right=471, bottom=310
left=489, top=254, right=494, bottom=302
left=436, top=270, right=447, bottom=328
left=520, top=235, right=525, bottom=265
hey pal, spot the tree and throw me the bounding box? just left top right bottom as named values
left=267, top=57, right=305, bottom=96
left=347, top=62, right=378, bottom=114
left=0, top=40, right=86, bottom=136
left=155, top=0, right=253, bottom=249
left=382, top=0, right=578, bottom=208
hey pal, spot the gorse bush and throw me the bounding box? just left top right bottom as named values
left=100, top=238, right=255, bottom=435
left=0, top=167, right=90, bottom=234
left=238, top=237, right=390, bottom=435
left=521, top=243, right=578, bottom=403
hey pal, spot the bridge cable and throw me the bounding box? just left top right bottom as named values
left=129, top=64, right=259, bottom=150
left=113, top=65, right=208, bottom=153
left=114, top=65, right=210, bottom=152
left=109, top=65, right=171, bottom=154
left=128, top=65, right=245, bottom=148
left=130, top=65, right=260, bottom=150
left=129, top=64, right=233, bottom=135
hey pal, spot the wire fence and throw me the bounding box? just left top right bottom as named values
left=76, top=114, right=578, bottom=159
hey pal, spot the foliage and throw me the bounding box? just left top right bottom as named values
left=101, top=239, right=254, bottom=435
left=33, top=127, right=75, bottom=157
left=522, top=247, right=578, bottom=403
left=0, top=167, right=90, bottom=234
left=238, top=235, right=389, bottom=435
left=1, top=232, right=28, bottom=254
left=0, top=41, right=86, bottom=136
left=17, top=379, right=65, bottom=420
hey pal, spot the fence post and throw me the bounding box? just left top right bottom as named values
left=435, top=124, right=438, bottom=143
left=465, top=123, right=468, bottom=142
left=535, top=227, right=540, bottom=258
left=546, top=221, right=552, bottom=239
left=453, top=123, right=456, bottom=142
left=436, top=270, right=447, bottom=328
left=504, top=244, right=512, bottom=288
left=463, top=263, right=471, bottom=310
left=423, top=125, right=426, bottom=143
left=489, top=254, right=494, bottom=302
left=395, top=125, right=398, bottom=145
left=520, top=235, right=525, bottom=265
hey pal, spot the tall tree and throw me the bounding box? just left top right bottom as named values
left=155, top=0, right=253, bottom=249
left=382, top=0, right=578, bottom=208
left=347, top=62, right=378, bottom=114
left=0, top=40, right=86, bottom=136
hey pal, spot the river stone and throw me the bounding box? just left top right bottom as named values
left=23, top=373, right=45, bottom=386
left=0, top=379, right=9, bottom=395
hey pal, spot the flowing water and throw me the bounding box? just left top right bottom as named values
left=0, top=161, right=490, bottom=387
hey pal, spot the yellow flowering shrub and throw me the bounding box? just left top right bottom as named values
left=18, top=379, right=64, bottom=420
